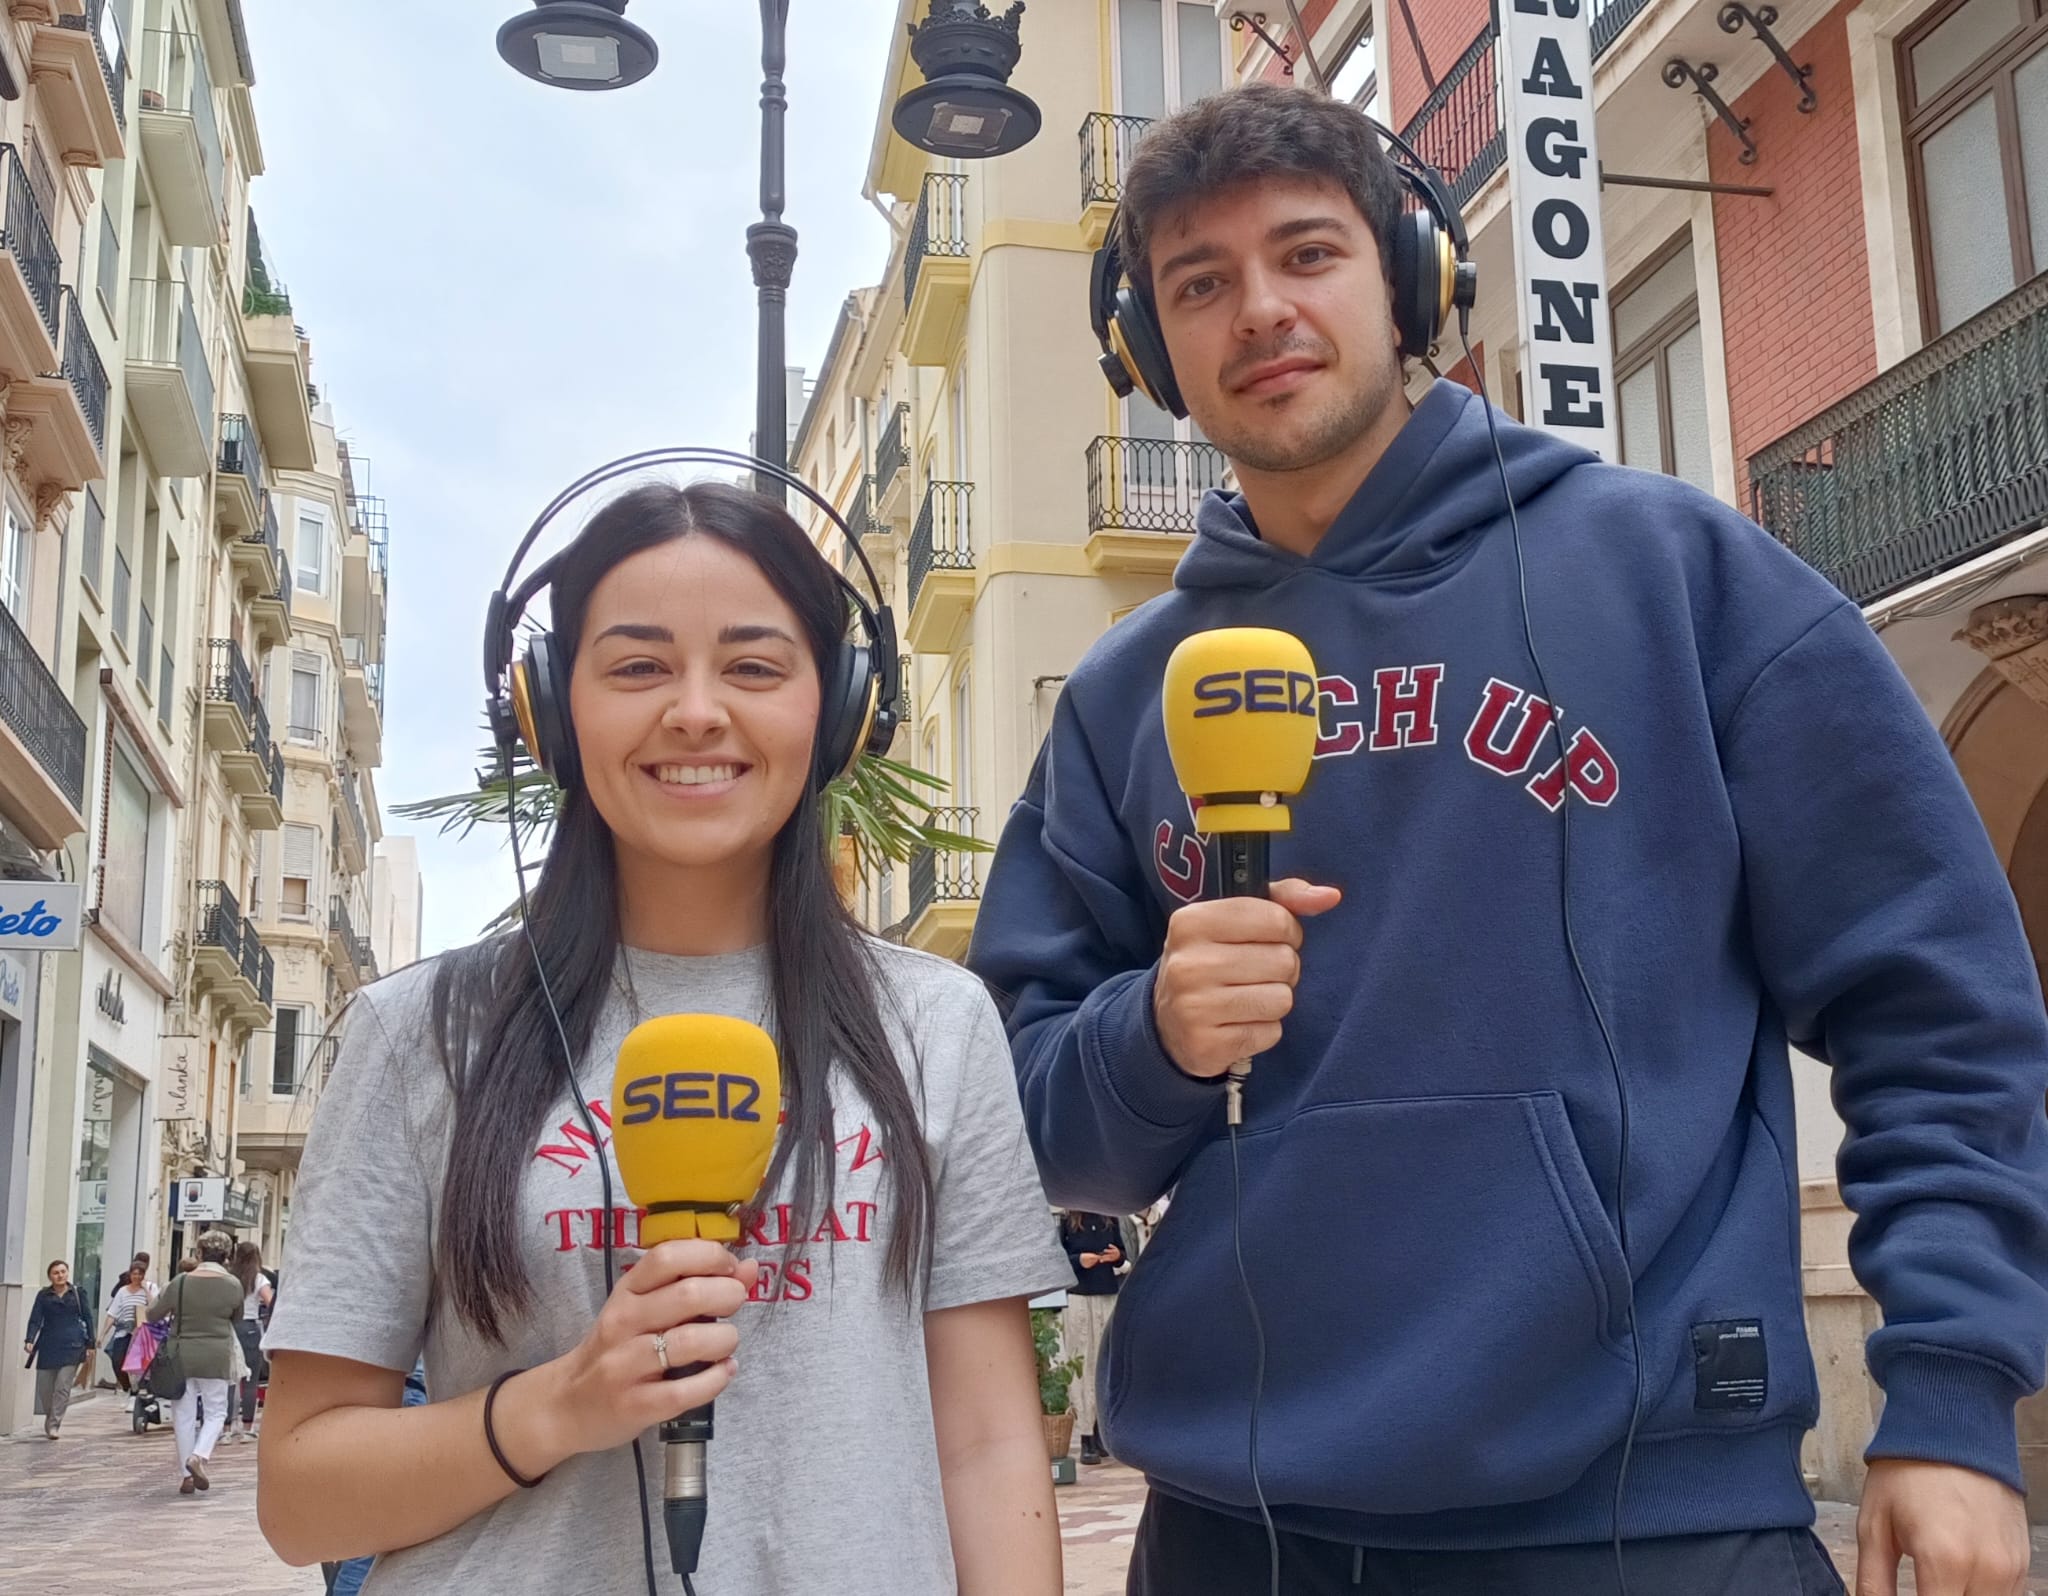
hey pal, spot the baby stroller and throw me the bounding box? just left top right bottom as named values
left=130, top=1373, right=163, bottom=1433
left=122, top=1318, right=169, bottom=1432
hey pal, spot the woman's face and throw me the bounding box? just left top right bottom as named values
left=569, top=534, right=822, bottom=882
left=47, top=1263, right=67, bottom=1291
left=127, top=1266, right=145, bottom=1289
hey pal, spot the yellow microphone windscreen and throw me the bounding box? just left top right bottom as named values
left=611, top=1015, right=781, bottom=1246
left=1161, top=628, right=1320, bottom=834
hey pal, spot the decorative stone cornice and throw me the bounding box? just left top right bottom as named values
left=1959, top=596, right=2048, bottom=708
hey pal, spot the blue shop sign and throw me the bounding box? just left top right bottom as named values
left=0, top=882, right=83, bottom=950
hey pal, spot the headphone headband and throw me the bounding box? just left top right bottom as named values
left=484, top=447, right=899, bottom=790
left=486, top=447, right=891, bottom=688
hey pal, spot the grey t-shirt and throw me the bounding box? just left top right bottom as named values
left=265, top=939, right=1069, bottom=1596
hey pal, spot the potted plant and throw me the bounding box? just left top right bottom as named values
left=1032, top=1307, right=1083, bottom=1463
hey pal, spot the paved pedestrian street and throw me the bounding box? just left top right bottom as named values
left=11, top=1392, right=2048, bottom=1594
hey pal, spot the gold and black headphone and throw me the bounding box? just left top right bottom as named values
left=1090, top=115, right=1480, bottom=418
left=482, top=448, right=899, bottom=793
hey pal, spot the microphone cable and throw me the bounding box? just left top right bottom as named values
left=1455, top=316, right=1644, bottom=1596
left=1226, top=1098, right=1281, bottom=1596
left=502, top=743, right=668, bottom=1596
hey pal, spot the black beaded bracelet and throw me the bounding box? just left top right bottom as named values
left=483, top=1367, right=546, bottom=1489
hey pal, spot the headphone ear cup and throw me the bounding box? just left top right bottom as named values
left=523, top=633, right=581, bottom=790
left=1112, top=286, right=1188, bottom=420
left=813, top=642, right=876, bottom=790
left=1390, top=209, right=1444, bottom=358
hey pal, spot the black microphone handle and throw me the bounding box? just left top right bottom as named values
left=1211, top=832, right=1272, bottom=1125
left=659, top=1361, right=714, bottom=1577
left=1215, top=832, right=1271, bottom=900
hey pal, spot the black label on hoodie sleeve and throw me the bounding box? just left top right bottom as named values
left=1692, top=1319, right=1768, bottom=1412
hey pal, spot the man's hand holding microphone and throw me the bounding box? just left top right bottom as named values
left=1153, top=880, right=1340, bottom=1080
left=1156, top=628, right=1335, bottom=1103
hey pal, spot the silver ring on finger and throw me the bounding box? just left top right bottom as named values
left=652, top=1331, right=669, bottom=1373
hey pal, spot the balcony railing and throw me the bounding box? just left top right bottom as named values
left=138, top=28, right=222, bottom=202
left=342, top=634, right=386, bottom=714
left=220, top=412, right=266, bottom=494
left=258, top=736, right=283, bottom=802
left=197, top=880, right=244, bottom=964
left=129, top=275, right=214, bottom=431
left=137, top=601, right=154, bottom=681
left=56, top=288, right=108, bottom=456
left=0, top=144, right=60, bottom=345
left=1402, top=0, right=1653, bottom=215
left=846, top=474, right=877, bottom=544
left=62, top=0, right=127, bottom=133
left=909, top=806, right=981, bottom=921
left=0, top=591, right=85, bottom=810
left=206, top=636, right=253, bottom=722
left=908, top=481, right=974, bottom=615
left=1086, top=436, right=1229, bottom=535
left=95, top=202, right=118, bottom=313
left=1079, top=112, right=1151, bottom=208
left=1750, top=273, right=2048, bottom=606
left=239, top=915, right=272, bottom=1005
left=905, top=173, right=968, bottom=312
left=111, top=546, right=129, bottom=645
left=81, top=487, right=103, bottom=594
left=338, top=762, right=368, bottom=858
left=329, top=896, right=372, bottom=981
left=876, top=401, right=910, bottom=502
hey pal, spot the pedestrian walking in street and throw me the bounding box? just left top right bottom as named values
left=228, top=1239, right=272, bottom=1443
left=258, top=480, right=1070, bottom=1595
left=100, top=1260, right=153, bottom=1395
left=23, top=1259, right=93, bottom=1438
left=1058, top=1212, right=1128, bottom=1465
left=147, top=1228, right=243, bottom=1495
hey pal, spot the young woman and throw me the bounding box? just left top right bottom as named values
left=101, top=1260, right=153, bottom=1395
left=258, top=481, right=1068, bottom=1595
left=228, top=1240, right=273, bottom=1441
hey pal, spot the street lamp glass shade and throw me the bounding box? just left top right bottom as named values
left=892, top=77, right=1041, bottom=157
left=497, top=3, right=657, bottom=89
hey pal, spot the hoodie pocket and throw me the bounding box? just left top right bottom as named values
left=1101, top=1092, right=1638, bottom=1516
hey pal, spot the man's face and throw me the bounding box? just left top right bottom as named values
left=1147, top=177, right=1405, bottom=475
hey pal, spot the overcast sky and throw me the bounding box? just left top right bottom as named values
left=240, top=1, right=895, bottom=956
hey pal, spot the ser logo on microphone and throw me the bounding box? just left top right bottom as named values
left=1192, top=668, right=1318, bottom=720
left=618, top=1072, right=765, bottom=1125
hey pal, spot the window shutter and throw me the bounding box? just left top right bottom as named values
left=282, top=823, right=318, bottom=878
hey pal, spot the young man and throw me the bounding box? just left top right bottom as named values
left=968, top=84, right=2048, bottom=1596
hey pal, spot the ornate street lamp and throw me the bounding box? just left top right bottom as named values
left=495, top=1, right=1041, bottom=497
left=495, top=1, right=658, bottom=89
left=893, top=1, right=1040, bottom=159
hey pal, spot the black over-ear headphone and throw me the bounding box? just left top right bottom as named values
left=1090, top=115, right=1481, bottom=419
left=482, top=447, right=900, bottom=793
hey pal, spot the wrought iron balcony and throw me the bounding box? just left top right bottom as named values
left=0, top=142, right=60, bottom=352
left=907, top=480, right=974, bottom=618
left=876, top=401, right=911, bottom=506
left=239, top=914, right=273, bottom=1008
left=328, top=895, right=373, bottom=987
left=1400, top=0, right=1654, bottom=214
left=0, top=585, right=86, bottom=820
left=219, top=412, right=266, bottom=498
left=905, top=172, right=969, bottom=312
left=1750, top=274, right=2048, bottom=606
left=61, top=0, right=127, bottom=134
left=846, top=474, right=878, bottom=544
left=196, top=880, right=244, bottom=963
left=909, top=806, right=982, bottom=924
left=1087, top=436, right=1228, bottom=536
left=1079, top=112, right=1151, bottom=209
left=205, top=637, right=252, bottom=723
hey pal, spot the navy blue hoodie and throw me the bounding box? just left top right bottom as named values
left=968, top=381, right=2048, bottom=1548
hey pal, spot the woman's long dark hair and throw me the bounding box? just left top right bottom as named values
left=431, top=480, right=934, bottom=1344
left=231, top=1240, right=263, bottom=1297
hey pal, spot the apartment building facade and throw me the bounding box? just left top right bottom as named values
left=791, top=0, right=1236, bottom=957
left=0, top=0, right=404, bottom=1431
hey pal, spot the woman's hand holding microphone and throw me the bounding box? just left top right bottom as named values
left=495, top=1241, right=755, bottom=1476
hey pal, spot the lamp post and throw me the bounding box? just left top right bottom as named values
left=497, top=1, right=1043, bottom=502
